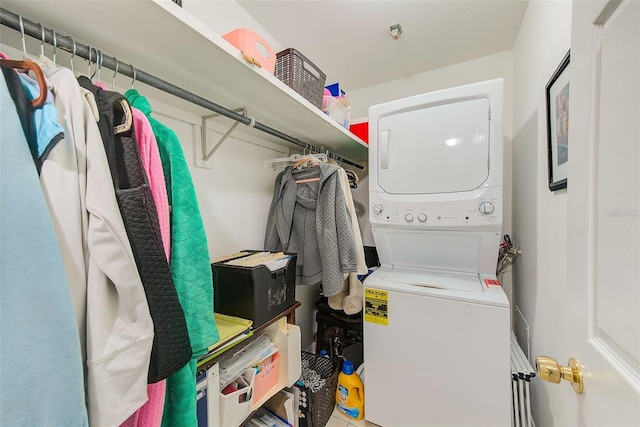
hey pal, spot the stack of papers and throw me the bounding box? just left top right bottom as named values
left=264, top=389, right=297, bottom=427
left=211, top=313, right=253, bottom=351
left=246, top=407, right=290, bottom=427
left=197, top=313, right=253, bottom=368
left=211, top=251, right=252, bottom=264
left=223, top=251, right=291, bottom=272
left=218, top=334, right=278, bottom=390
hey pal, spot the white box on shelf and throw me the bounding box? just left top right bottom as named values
left=220, top=367, right=256, bottom=427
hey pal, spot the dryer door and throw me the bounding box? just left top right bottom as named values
left=377, top=98, right=490, bottom=194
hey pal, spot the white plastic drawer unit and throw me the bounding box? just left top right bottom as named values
left=376, top=97, right=491, bottom=195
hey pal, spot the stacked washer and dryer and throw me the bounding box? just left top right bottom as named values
left=363, top=79, right=511, bottom=426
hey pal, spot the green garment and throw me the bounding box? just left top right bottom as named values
left=126, top=89, right=219, bottom=427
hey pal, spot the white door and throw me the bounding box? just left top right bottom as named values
left=560, top=0, right=639, bottom=424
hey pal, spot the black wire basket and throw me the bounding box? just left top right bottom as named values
left=295, top=351, right=340, bottom=427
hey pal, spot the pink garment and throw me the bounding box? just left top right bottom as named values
left=0, top=52, right=10, bottom=59
left=130, top=106, right=171, bottom=259
left=121, top=382, right=166, bottom=427
left=120, top=106, right=172, bottom=427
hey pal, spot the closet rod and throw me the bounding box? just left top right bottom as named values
left=0, top=7, right=365, bottom=170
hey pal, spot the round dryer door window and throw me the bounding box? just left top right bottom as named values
left=377, top=98, right=490, bottom=194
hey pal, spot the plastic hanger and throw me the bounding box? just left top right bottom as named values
left=263, top=152, right=328, bottom=170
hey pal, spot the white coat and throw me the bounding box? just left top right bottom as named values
left=40, top=61, right=154, bottom=427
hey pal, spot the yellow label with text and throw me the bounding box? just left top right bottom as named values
left=364, top=288, right=388, bottom=325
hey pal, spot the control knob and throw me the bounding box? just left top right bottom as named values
left=405, top=214, right=414, bottom=222
left=479, top=202, right=495, bottom=215
left=418, top=213, right=427, bottom=222
left=373, top=204, right=384, bottom=215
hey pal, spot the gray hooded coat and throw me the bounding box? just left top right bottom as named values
left=264, top=162, right=358, bottom=296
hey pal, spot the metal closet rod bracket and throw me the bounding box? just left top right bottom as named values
left=0, top=7, right=365, bottom=170
left=201, top=108, right=248, bottom=161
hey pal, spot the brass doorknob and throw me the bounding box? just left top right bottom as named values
left=535, top=356, right=584, bottom=394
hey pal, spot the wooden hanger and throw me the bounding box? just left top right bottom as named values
left=0, top=59, right=47, bottom=108
left=293, top=156, right=321, bottom=183
left=292, top=156, right=316, bottom=170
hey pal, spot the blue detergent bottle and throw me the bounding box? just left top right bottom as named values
left=335, top=360, right=364, bottom=420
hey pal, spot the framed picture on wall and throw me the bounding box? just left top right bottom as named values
left=546, top=50, right=570, bottom=191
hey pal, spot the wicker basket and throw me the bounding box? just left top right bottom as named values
left=296, top=351, right=339, bottom=427
left=275, top=48, right=326, bottom=109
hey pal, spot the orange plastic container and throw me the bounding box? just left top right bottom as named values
left=222, top=28, right=276, bottom=74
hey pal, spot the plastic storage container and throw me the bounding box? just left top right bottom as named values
left=275, top=48, right=326, bottom=109
left=335, top=360, right=364, bottom=421
left=220, top=368, right=256, bottom=427
left=211, top=251, right=296, bottom=328
left=222, top=28, right=276, bottom=74
left=325, top=82, right=346, bottom=98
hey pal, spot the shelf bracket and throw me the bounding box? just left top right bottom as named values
left=201, top=108, right=248, bottom=161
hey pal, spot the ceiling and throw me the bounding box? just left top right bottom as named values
left=237, top=0, right=529, bottom=92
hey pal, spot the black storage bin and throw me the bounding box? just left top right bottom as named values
left=295, top=351, right=339, bottom=427
left=211, top=251, right=296, bottom=328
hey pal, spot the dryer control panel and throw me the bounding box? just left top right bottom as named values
left=370, top=197, right=501, bottom=229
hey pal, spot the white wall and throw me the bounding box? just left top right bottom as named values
left=182, top=0, right=285, bottom=53
left=511, top=0, right=572, bottom=425
left=348, top=50, right=516, bottom=309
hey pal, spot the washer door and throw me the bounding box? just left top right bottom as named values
left=377, top=98, right=490, bottom=194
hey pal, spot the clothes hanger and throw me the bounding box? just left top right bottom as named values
left=112, top=59, right=119, bottom=90
left=19, top=15, right=27, bottom=59
left=52, top=30, right=57, bottom=64
left=39, top=23, right=45, bottom=58
left=70, top=39, right=76, bottom=74
left=292, top=144, right=322, bottom=183
left=131, top=65, right=136, bottom=88
left=0, top=16, right=48, bottom=107
left=263, top=153, right=305, bottom=170
left=87, top=45, right=93, bottom=79
left=292, top=156, right=317, bottom=170
left=345, top=169, right=359, bottom=189
left=0, top=59, right=48, bottom=107
left=113, top=99, right=133, bottom=135
left=263, top=144, right=328, bottom=170
left=97, top=50, right=103, bottom=83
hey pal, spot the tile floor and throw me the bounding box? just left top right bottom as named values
left=326, top=406, right=378, bottom=427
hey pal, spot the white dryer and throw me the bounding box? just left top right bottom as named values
left=363, top=79, right=511, bottom=426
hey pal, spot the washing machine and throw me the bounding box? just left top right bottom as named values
left=363, top=79, right=511, bottom=426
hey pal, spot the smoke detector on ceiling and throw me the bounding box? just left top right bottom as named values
left=390, top=24, right=402, bottom=40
